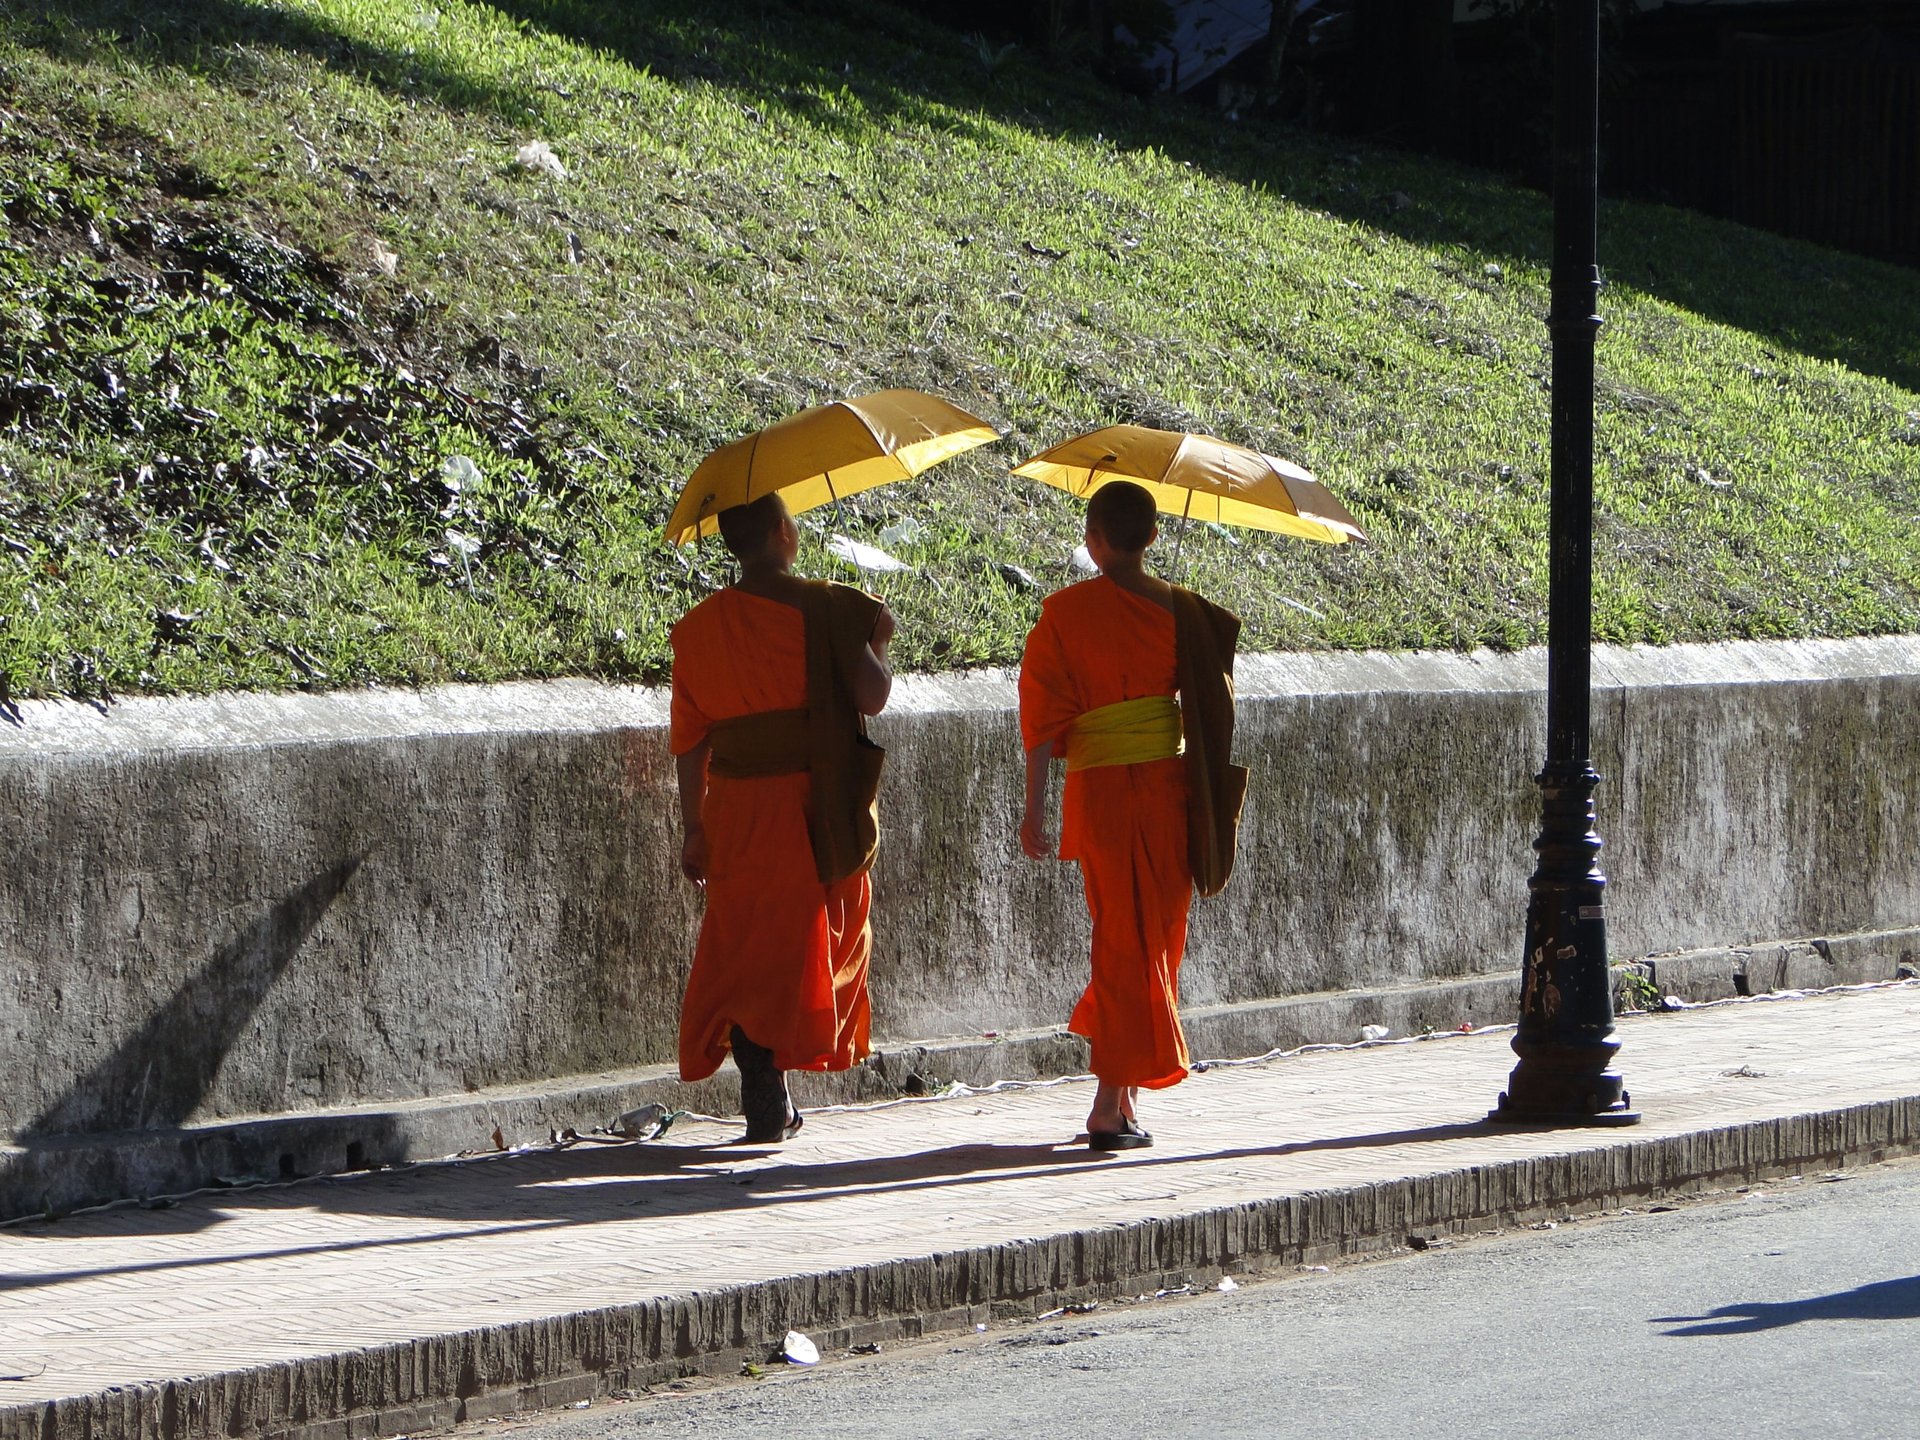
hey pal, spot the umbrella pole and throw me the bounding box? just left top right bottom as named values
left=1168, top=486, right=1195, bottom=582
left=1067, top=461, right=1102, bottom=581
left=825, top=470, right=853, bottom=573
left=1084, top=461, right=1108, bottom=578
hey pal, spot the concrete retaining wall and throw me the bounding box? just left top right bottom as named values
left=3, top=637, right=1917, bottom=1207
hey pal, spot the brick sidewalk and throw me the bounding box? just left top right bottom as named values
left=5, top=984, right=1920, bottom=1440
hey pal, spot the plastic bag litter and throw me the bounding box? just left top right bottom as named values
left=441, top=455, right=483, bottom=492
left=1359, top=1024, right=1390, bottom=1042
left=782, top=1330, right=820, bottom=1365
left=878, top=518, right=922, bottom=547
left=1216, top=1276, right=1238, bottom=1293
left=1070, top=544, right=1099, bottom=575
left=827, top=534, right=911, bottom=573
left=612, top=1102, right=669, bottom=1140
left=514, top=140, right=567, bottom=178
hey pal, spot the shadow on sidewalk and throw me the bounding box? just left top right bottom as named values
left=2, top=1116, right=1522, bottom=1292
left=1652, top=1275, right=1920, bottom=1336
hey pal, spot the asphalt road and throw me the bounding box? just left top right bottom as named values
left=470, top=1158, right=1920, bottom=1440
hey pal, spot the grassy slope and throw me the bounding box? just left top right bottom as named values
left=1, top=0, right=1917, bottom=701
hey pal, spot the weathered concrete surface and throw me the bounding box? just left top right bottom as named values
left=2, top=637, right=1917, bottom=1215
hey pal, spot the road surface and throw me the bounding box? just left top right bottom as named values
left=466, top=1157, right=1920, bottom=1439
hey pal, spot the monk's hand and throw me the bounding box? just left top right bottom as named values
left=679, top=824, right=709, bottom=886
left=1019, top=805, right=1056, bottom=861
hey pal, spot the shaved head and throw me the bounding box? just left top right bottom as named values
left=717, top=492, right=792, bottom=561
left=1086, top=480, right=1157, bottom=554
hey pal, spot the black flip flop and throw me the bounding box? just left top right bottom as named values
left=741, top=1109, right=804, bottom=1144
left=1087, top=1117, right=1153, bottom=1151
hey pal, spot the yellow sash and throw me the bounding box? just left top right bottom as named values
left=1064, top=695, right=1184, bottom=773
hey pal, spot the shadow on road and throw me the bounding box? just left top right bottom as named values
left=1652, top=1275, right=1920, bottom=1336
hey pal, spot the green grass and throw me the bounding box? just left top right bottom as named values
left=2, top=0, right=1917, bottom=701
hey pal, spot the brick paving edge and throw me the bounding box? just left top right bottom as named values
left=6, top=1093, right=1917, bottom=1440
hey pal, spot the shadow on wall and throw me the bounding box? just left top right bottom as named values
left=0, top=857, right=368, bottom=1219
left=19, top=855, right=367, bottom=1140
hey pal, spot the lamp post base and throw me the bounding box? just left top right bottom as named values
left=1489, top=1038, right=1640, bottom=1126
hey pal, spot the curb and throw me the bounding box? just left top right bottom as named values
left=6, top=1092, right=1917, bottom=1440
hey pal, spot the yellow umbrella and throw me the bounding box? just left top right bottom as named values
left=664, top=388, right=1000, bottom=544
left=1011, top=423, right=1366, bottom=545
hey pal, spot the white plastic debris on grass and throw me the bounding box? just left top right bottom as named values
left=878, top=518, right=922, bottom=548
left=1216, top=1276, right=1239, bottom=1293
left=1359, top=1023, right=1390, bottom=1042
left=370, top=238, right=399, bottom=276
left=827, top=534, right=911, bottom=573
left=441, top=455, right=483, bottom=492
left=515, top=140, right=567, bottom=178
left=1070, top=544, right=1098, bottom=574
left=782, top=1330, right=820, bottom=1365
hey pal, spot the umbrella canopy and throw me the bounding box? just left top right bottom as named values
left=1012, top=424, right=1366, bottom=544
left=664, top=389, right=999, bottom=545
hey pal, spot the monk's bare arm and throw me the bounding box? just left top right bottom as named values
left=849, top=603, right=896, bottom=717
left=676, top=740, right=712, bottom=885
left=1020, top=739, right=1057, bottom=860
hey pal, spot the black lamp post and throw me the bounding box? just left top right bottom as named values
left=1490, top=0, right=1638, bottom=1126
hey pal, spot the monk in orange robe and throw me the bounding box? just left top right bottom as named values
left=1019, top=480, right=1243, bottom=1150
left=670, top=492, right=894, bottom=1141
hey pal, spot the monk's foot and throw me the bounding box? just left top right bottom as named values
left=1087, top=1116, right=1152, bottom=1152
left=733, top=1026, right=799, bottom=1142
left=742, top=1107, right=803, bottom=1144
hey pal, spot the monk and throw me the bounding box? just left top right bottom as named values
left=1019, top=480, right=1246, bottom=1151
left=670, top=491, right=894, bottom=1141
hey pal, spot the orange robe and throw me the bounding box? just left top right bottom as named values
left=670, top=588, right=872, bottom=1082
left=1019, top=577, right=1193, bottom=1089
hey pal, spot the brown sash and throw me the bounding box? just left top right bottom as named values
left=1170, top=586, right=1247, bottom=899
left=799, top=580, right=886, bottom=887
left=707, top=708, right=808, bottom=779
